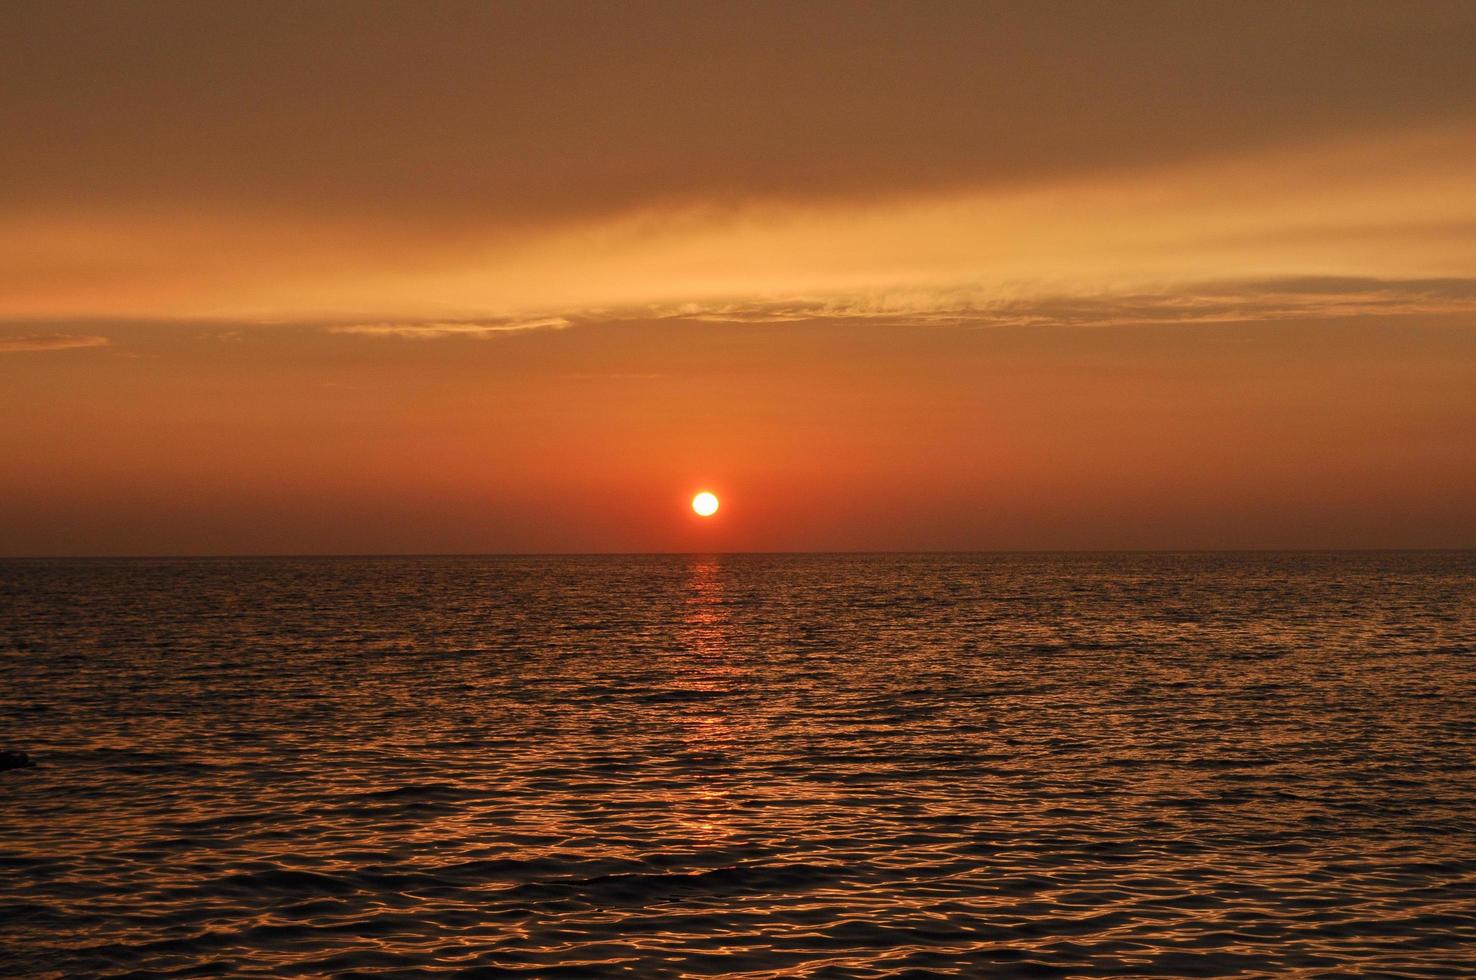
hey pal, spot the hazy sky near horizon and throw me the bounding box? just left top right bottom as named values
left=3, top=1, right=1475, bottom=553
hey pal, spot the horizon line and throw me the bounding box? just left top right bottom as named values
left=3, top=547, right=1473, bottom=561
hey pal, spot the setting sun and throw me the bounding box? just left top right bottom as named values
left=691, top=491, right=719, bottom=517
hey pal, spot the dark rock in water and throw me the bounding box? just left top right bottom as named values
left=0, top=750, right=35, bottom=772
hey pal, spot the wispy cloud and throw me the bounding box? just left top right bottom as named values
left=308, top=275, right=1476, bottom=344
left=639, top=277, right=1476, bottom=328
left=562, top=372, right=665, bottom=381
left=0, top=333, right=110, bottom=353
left=326, top=317, right=572, bottom=339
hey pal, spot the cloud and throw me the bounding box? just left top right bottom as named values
left=634, top=277, right=1476, bottom=329
left=296, top=274, right=1476, bottom=342
left=10, top=276, right=1472, bottom=359
left=0, top=333, right=110, bottom=353
left=326, top=317, right=571, bottom=339
left=4, top=121, right=1474, bottom=327
left=561, top=372, right=665, bottom=381
left=6, top=3, right=1476, bottom=240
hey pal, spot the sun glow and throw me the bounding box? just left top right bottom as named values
left=691, top=491, right=719, bottom=517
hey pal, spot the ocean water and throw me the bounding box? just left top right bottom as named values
left=2, top=552, right=1474, bottom=978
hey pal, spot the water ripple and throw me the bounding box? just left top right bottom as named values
left=2, top=552, right=1474, bottom=976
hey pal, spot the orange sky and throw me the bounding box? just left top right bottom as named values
left=3, top=1, right=1475, bottom=554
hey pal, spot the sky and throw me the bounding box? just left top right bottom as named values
left=3, top=0, right=1475, bottom=554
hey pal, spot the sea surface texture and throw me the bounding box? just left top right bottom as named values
left=2, top=553, right=1474, bottom=978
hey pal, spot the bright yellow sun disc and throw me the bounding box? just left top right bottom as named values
left=692, top=491, right=719, bottom=517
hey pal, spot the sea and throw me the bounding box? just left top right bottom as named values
left=2, top=552, right=1474, bottom=977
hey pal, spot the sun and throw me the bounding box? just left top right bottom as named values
left=691, top=491, right=719, bottom=517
